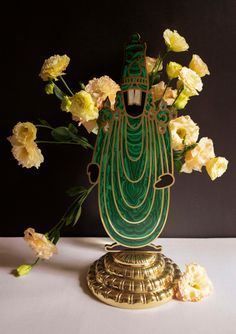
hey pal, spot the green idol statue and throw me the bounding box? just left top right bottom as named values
left=88, top=33, right=176, bottom=249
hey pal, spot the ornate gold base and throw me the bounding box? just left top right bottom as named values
left=87, top=251, right=181, bottom=309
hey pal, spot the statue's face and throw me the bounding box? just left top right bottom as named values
left=123, top=89, right=146, bottom=117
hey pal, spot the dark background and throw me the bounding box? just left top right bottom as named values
left=2, top=0, right=236, bottom=237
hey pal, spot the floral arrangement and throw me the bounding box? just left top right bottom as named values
left=8, top=29, right=227, bottom=301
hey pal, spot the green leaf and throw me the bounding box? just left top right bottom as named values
left=173, top=150, right=184, bottom=161
left=66, top=186, right=87, bottom=198
left=175, top=159, right=183, bottom=172
left=184, top=143, right=197, bottom=153
left=51, top=230, right=60, bottom=244
left=75, top=136, right=94, bottom=149
left=51, top=127, right=72, bottom=142
left=73, top=206, right=82, bottom=226
left=38, top=119, right=52, bottom=127
left=68, top=123, right=78, bottom=135
left=54, top=84, right=65, bottom=100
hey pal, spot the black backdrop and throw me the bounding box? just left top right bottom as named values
left=2, top=0, right=236, bottom=237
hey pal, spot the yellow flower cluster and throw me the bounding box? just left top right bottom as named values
left=176, top=263, right=213, bottom=302
left=8, top=122, right=44, bottom=169
left=169, top=116, right=228, bottom=180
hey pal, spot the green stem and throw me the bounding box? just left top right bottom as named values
left=36, top=140, right=83, bottom=145
left=32, top=258, right=40, bottom=266
left=152, top=51, right=169, bottom=74
left=36, top=124, right=53, bottom=130
left=59, top=76, right=74, bottom=95
left=161, top=79, right=172, bottom=99
left=36, top=140, right=93, bottom=150
left=172, top=87, right=184, bottom=106
left=47, top=183, right=96, bottom=237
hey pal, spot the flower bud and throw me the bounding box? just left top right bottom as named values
left=166, top=62, right=182, bottom=79
left=45, top=82, right=55, bottom=95
left=15, top=264, right=32, bottom=277
left=61, top=96, right=72, bottom=112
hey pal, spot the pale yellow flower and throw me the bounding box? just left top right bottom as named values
left=166, top=61, right=182, bottom=79
left=206, top=157, right=228, bottom=181
left=85, top=75, right=120, bottom=110
left=152, top=81, right=177, bottom=105
left=8, top=122, right=44, bottom=169
left=12, top=122, right=37, bottom=145
left=189, top=54, right=210, bottom=77
left=39, top=55, right=70, bottom=81
left=169, top=116, right=199, bottom=151
left=163, top=29, right=189, bottom=52
left=24, top=228, right=57, bottom=260
left=145, top=56, right=163, bottom=73
left=181, top=137, right=215, bottom=173
left=179, top=67, right=203, bottom=96
left=10, top=141, right=44, bottom=169
left=176, top=263, right=213, bottom=302
left=174, top=90, right=190, bottom=110
left=69, top=91, right=99, bottom=124
left=15, top=264, right=32, bottom=277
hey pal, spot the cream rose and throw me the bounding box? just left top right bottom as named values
left=145, top=56, right=163, bottom=73
left=12, top=122, right=37, bottom=145
left=163, top=29, right=189, bottom=52
left=206, top=157, right=228, bottom=181
left=39, top=55, right=70, bottom=81
left=166, top=61, right=182, bottom=79
left=8, top=122, right=44, bottom=169
left=189, top=54, right=210, bottom=77
left=24, top=228, right=57, bottom=260
left=69, top=91, right=99, bottom=124
left=181, top=137, right=215, bottom=173
left=169, top=116, right=199, bottom=151
left=85, top=75, right=120, bottom=110
left=178, top=67, right=203, bottom=96
left=10, top=141, right=44, bottom=169
left=176, top=263, right=213, bottom=302
left=152, top=81, right=177, bottom=105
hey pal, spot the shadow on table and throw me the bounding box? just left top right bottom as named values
left=0, top=244, right=30, bottom=268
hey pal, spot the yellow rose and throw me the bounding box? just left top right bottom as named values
left=181, top=137, right=215, bottom=173
left=10, top=141, right=44, bottom=169
left=189, top=54, right=210, bottom=77
left=174, top=90, right=189, bottom=110
left=206, top=157, right=228, bottom=181
left=152, top=81, right=177, bottom=105
left=145, top=56, right=163, bottom=73
left=69, top=91, right=99, bottom=124
left=178, top=67, right=203, bottom=96
left=166, top=61, right=182, bottom=79
left=12, top=122, right=37, bottom=145
left=39, top=55, right=70, bottom=81
left=85, top=75, right=120, bottom=110
left=176, top=263, right=213, bottom=302
left=169, top=115, right=199, bottom=151
left=24, top=228, right=57, bottom=260
left=163, top=29, right=189, bottom=52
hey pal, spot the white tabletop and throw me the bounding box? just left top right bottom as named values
left=0, top=237, right=236, bottom=334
